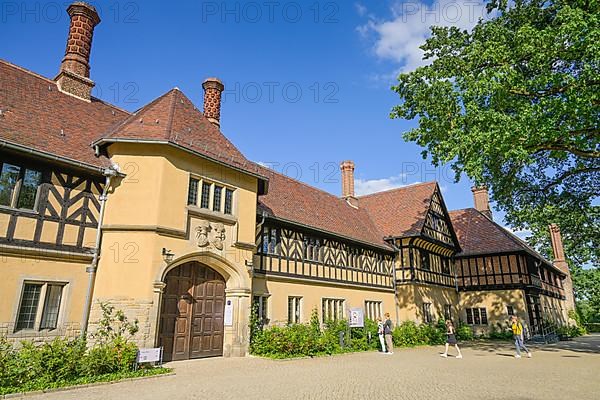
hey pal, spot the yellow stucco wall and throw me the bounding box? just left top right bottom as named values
left=396, top=283, right=459, bottom=323
left=91, top=142, right=259, bottom=355
left=0, top=254, right=89, bottom=339
left=460, top=289, right=527, bottom=335
left=253, top=277, right=396, bottom=326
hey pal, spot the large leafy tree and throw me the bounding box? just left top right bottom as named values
left=391, top=0, right=599, bottom=314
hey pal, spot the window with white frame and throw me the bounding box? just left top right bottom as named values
left=364, top=300, right=382, bottom=320
left=466, top=308, right=488, bottom=325
left=252, top=295, right=269, bottom=326
left=15, top=282, right=65, bottom=331
left=288, top=296, right=302, bottom=324
left=322, top=298, right=345, bottom=322
left=187, top=176, right=234, bottom=215
left=506, top=305, right=515, bottom=316
left=0, top=162, right=43, bottom=211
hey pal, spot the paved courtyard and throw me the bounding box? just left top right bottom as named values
left=33, top=335, right=600, bottom=400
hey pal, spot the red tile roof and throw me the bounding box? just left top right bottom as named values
left=93, top=88, right=265, bottom=179
left=449, top=208, right=525, bottom=255
left=449, top=208, right=563, bottom=275
left=0, top=59, right=129, bottom=170
left=257, top=166, right=390, bottom=249
left=358, top=182, right=438, bottom=238
left=0, top=59, right=265, bottom=181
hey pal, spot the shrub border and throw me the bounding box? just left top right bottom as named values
left=1, top=369, right=174, bottom=399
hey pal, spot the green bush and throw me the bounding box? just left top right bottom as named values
left=392, top=321, right=421, bottom=347
left=0, top=304, right=165, bottom=396
left=390, top=320, right=446, bottom=347
left=84, top=336, right=138, bottom=375
left=557, top=324, right=587, bottom=338
left=456, top=322, right=474, bottom=341
left=250, top=308, right=384, bottom=358
left=488, top=324, right=513, bottom=340
left=585, top=323, right=600, bottom=333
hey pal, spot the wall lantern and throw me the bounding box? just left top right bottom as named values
left=162, top=248, right=175, bottom=263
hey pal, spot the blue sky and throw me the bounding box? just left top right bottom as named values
left=2, top=0, right=519, bottom=228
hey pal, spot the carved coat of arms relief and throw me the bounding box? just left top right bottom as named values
left=195, top=220, right=226, bottom=250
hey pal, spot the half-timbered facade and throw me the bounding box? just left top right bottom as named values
left=1, top=1, right=577, bottom=360
left=451, top=207, right=569, bottom=335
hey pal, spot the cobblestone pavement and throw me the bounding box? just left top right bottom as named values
left=33, top=335, right=600, bottom=400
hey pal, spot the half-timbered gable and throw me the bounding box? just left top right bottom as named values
left=0, top=152, right=103, bottom=254
left=450, top=208, right=565, bottom=298
left=422, top=188, right=460, bottom=250
left=450, top=207, right=568, bottom=332
left=359, top=182, right=460, bottom=289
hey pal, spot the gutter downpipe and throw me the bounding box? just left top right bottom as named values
left=80, top=167, right=118, bottom=338
left=388, top=238, right=401, bottom=326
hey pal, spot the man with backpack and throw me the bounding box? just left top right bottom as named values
left=511, top=315, right=532, bottom=358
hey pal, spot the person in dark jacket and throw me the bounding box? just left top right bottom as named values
left=384, top=313, right=394, bottom=354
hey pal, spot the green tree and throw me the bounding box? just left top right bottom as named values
left=390, top=0, right=599, bottom=309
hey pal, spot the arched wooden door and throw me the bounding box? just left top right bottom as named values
left=159, top=262, right=226, bottom=361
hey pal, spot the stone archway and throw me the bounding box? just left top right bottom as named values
left=159, top=261, right=226, bottom=361
left=153, top=251, right=252, bottom=359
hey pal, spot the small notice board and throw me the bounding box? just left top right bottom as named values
left=136, top=347, right=163, bottom=367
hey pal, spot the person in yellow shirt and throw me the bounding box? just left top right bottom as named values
left=511, top=315, right=532, bottom=358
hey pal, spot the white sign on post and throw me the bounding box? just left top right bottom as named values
left=348, top=308, right=364, bottom=328
left=224, top=299, right=234, bottom=326
left=137, top=347, right=162, bottom=363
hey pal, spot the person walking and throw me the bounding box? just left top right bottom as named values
left=440, top=320, right=463, bottom=359
left=376, top=316, right=386, bottom=353
left=511, top=315, right=532, bottom=358
left=384, top=313, right=394, bottom=355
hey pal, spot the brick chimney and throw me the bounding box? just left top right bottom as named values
left=55, top=2, right=100, bottom=101
left=471, top=186, right=492, bottom=219
left=202, top=78, right=224, bottom=127
left=340, top=160, right=358, bottom=208
left=549, top=223, right=576, bottom=314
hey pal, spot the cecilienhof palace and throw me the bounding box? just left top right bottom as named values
left=1, top=3, right=576, bottom=361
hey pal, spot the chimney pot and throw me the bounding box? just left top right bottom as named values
left=55, top=2, right=100, bottom=101
left=203, top=77, right=224, bottom=127
left=340, top=160, right=358, bottom=208
left=471, top=186, right=492, bottom=219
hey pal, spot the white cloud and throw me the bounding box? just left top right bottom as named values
left=359, top=0, right=490, bottom=73
left=355, top=174, right=418, bottom=196
left=355, top=2, right=367, bottom=17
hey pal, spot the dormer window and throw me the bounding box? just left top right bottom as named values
left=188, top=176, right=234, bottom=215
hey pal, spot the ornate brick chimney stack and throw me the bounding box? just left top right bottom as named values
left=471, top=186, right=492, bottom=219
left=340, top=160, right=358, bottom=208
left=549, top=223, right=576, bottom=314
left=55, top=2, right=101, bottom=101
left=202, top=78, right=225, bottom=127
